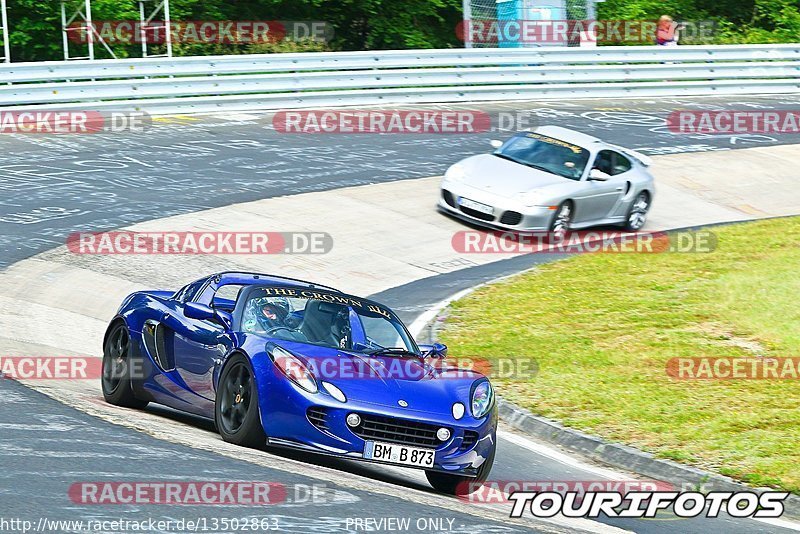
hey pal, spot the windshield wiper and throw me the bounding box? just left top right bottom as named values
left=494, top=154, right=562, bottom=175
left=523, top=163, right=552, bottom=173
left=365, top=346, right=420, bottom=357
left=492, top=153, right=521, bottom=164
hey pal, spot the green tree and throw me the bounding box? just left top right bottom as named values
left=2, top=0, right=798, bottom=61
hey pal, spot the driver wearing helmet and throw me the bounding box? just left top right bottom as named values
left=243, top=297, right=288, bottom=333
left=260, top=303, right=286, bottom=327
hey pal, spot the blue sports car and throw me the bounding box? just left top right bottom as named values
left=102, top=272, right=497, bottom=494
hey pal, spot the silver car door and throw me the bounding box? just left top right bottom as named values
left=573, top=150, right=626, bottom=223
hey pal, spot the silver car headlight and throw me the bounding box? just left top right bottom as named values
left=444, top=163, right=466, bottom=183
left=521, top=189, right=547, bottom=207
left=471, top=380, right=494, bottom=418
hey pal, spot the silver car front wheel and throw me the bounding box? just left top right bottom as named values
left=548, top=202, right=572, bottom=243
left=625, top=192, right=650, bottom=231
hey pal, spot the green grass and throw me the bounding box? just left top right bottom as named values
left=439, top=217, right=800, bottom=494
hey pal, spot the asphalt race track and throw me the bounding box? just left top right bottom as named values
left=0, top=379, right=532, bottom=534
left=2, top=95, right=800, bottom=534
left=3, top=95, right=800, bottom=268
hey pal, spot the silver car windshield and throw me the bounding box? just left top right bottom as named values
left=494, top=133, right=589, bottom=181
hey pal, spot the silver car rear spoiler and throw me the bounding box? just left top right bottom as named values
left=606, top=144, right=653, bottom=167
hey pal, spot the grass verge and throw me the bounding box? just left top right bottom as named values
left=439, top=217, right=800, bottom=494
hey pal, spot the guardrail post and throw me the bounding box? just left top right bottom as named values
left=163, top=0, right=172, bottom=58
left=0, top=0, right=9, bottom=63
left=84, top=0, right=94, bottom=60
left=462, top=0, right=472, bottom=49
left=138, top=0, right=173, bottom=58
left=61, top=0, right=118, bottom=60
left=586, top=0, right=597, bottom=20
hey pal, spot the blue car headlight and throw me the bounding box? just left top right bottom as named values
left=471, top=380, right=494, bottom=418
left=321, top=381, right=346, bottom=402
left=268, top=344, right=318, bottom=394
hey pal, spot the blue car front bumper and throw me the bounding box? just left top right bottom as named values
left=255, top=364, right=497, bottom=477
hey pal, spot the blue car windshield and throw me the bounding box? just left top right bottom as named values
left=240, top=287, right=418, bottom=354
left=494, top=132, right=589, bottom=180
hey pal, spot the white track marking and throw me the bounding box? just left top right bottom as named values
left=409, top=267, right=543, bottom=338
left=409, top=287, right=475, bottom=337
left=752, top=517, right=800, bottom=531
left=499, top=430, right=630, bottom=481
left=346, top=455, right=632, bottom=533
left=503, top=431, right=800, bottom=530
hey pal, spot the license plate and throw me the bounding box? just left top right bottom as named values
left=458, top=197, right=494, bottom=215
left=363, top=441, right=435, bottom=468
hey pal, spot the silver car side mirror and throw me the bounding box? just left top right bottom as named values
left=589, top=168, right=611, bottom=181
left=490, top=139, right=503, bottom=149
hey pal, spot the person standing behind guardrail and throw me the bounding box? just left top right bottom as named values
left=656, top=15, right=679, bottom=46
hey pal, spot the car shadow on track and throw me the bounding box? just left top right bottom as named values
left=441, top=206, right=635, bottom=237
left=144, top=403, right=437, bottom=495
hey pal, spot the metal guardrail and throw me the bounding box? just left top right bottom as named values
left=0, top=44, right=799, bottom=113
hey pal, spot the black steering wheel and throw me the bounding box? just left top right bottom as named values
left=264, top=326, right=294, bottom=336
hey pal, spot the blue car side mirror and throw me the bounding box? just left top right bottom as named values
left=420, top=343, right=448, bottom=359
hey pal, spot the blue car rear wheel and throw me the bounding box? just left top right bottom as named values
left=101, top=322, right=148, bottom=409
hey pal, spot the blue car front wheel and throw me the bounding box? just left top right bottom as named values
left=215, top=354, right=266, bottom=449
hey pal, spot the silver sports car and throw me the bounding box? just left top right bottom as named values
left=439, top=126, right=655, bottom=237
